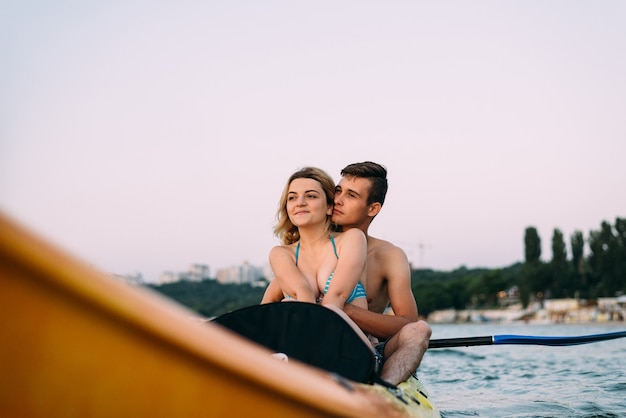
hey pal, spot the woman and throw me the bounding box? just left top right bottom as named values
left=261, top=167, right=367, bottom=310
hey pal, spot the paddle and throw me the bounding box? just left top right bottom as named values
left=428, top=330, right=626, bottom=349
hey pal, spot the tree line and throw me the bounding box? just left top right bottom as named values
left=411, top=217, right=625, bottom=317
left=147, top=280, right=267, bottom=318
left=149, top=217, right=625, bottom=319
left=518, top=217, right=625, bottom=306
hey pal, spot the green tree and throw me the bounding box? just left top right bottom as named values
left=524, top=227, right=541, bottom=263
left=614, top=217, right=626, bottom=293
left=519, top=226, right=543, bottom=307
left=550, top=228, right=567, bottom=297
left=412, top=281, right=452, bottom=318
left=466, top=270, right=507, bottom=308
left=149, top=280, right=266, bottom=317
left=570, top=230, right=586, bottom=294
left=588, top=220, right=623, bottom=297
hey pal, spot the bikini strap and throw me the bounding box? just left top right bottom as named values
left=295, top=241, right=300, bottom=266
left=329, top=235, right=338, bottom=259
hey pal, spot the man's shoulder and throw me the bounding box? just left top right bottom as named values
left=367, top=236, right=408, bottom=262
left=368, top=236, right=405, bottom=254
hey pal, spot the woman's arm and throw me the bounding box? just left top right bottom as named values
left=268, top=245, right=317, bottom=303
left=260, top=279, right=283, bottom=304
left=321, top=229, right=367, bottom=310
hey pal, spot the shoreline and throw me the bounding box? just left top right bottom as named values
left=427, top=297, right=626, bottom=325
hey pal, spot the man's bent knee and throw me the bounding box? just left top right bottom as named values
left=416, top=320, right=432, bottom=338
left=398, top=321, right=432, bottom=345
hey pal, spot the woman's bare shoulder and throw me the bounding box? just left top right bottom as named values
left=269, top=243, right=297, bottom=258
left=335, top=228, right=366, bottom=241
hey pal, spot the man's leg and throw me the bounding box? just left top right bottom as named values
left=380, top=320, right=432, bottom=385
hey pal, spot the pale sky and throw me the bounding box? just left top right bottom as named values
left=2, top=1, right=625, bottom=282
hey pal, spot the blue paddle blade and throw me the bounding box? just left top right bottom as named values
left=493, top=331, right=626, bottom=346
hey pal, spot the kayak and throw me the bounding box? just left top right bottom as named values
left=213, top=301, right=440, bottom=418
left=0, top=211, right=440, bottom=418
left=359, top=374, right=439, bottom=418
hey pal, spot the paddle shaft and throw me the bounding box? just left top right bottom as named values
left=428, top=336, right=493, bottom=348
left=428, top=330, right=626, bottom=349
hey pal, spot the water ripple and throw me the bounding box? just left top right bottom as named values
left=420, top=323, right=626, bottom=417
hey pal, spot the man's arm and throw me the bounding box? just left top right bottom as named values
left=384, top=245, right=419, bottom=322
left=344, top=245, right=418, bottom=339
left=342, top=304, right=410, bottom=339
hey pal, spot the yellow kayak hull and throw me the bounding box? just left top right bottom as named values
left=0, top=212, right=439, bottom=417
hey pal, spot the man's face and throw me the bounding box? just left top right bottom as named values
left=332, top=176, right=372, bottom=228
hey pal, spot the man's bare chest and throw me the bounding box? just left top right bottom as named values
left=364, top=277, right=389, bottom=314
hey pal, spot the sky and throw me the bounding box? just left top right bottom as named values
left=2, top=1, right=625, bottom=283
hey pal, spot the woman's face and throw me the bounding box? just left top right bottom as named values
left=286, top=178, right=332, bottom=227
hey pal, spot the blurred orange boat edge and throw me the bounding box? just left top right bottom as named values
left=0, top=211, right=440, bottom=418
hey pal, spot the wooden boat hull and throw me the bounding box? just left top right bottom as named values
left=0, top=212, right=439, bottom=417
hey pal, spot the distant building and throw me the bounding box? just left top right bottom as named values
left=597, top=297, right=626, bottom=321
left=157, top=264, right=212, bottom=284
left=497, top=285, right=520, bottom=307
left=114, top=272, right=144, bottom=285
left=181, top=264, right=210, bottom=282
left=158, top=271, right=179, bottom=284
left=216, top=261, right=265, bottom=284
left=157, top=261, right=268, bottom=285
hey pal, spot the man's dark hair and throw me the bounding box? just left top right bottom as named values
left=340, top=161, right=388, bottom=206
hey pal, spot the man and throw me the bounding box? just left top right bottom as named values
left=332, top=161, right=431, bottom=386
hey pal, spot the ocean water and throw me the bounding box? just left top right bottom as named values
left=418, top=323, right=626, bottom=418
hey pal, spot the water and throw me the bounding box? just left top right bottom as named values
left=418, top=323, right=626, bottom=417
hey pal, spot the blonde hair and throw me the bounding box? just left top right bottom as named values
left=274, top=167, right=335, bottom=245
